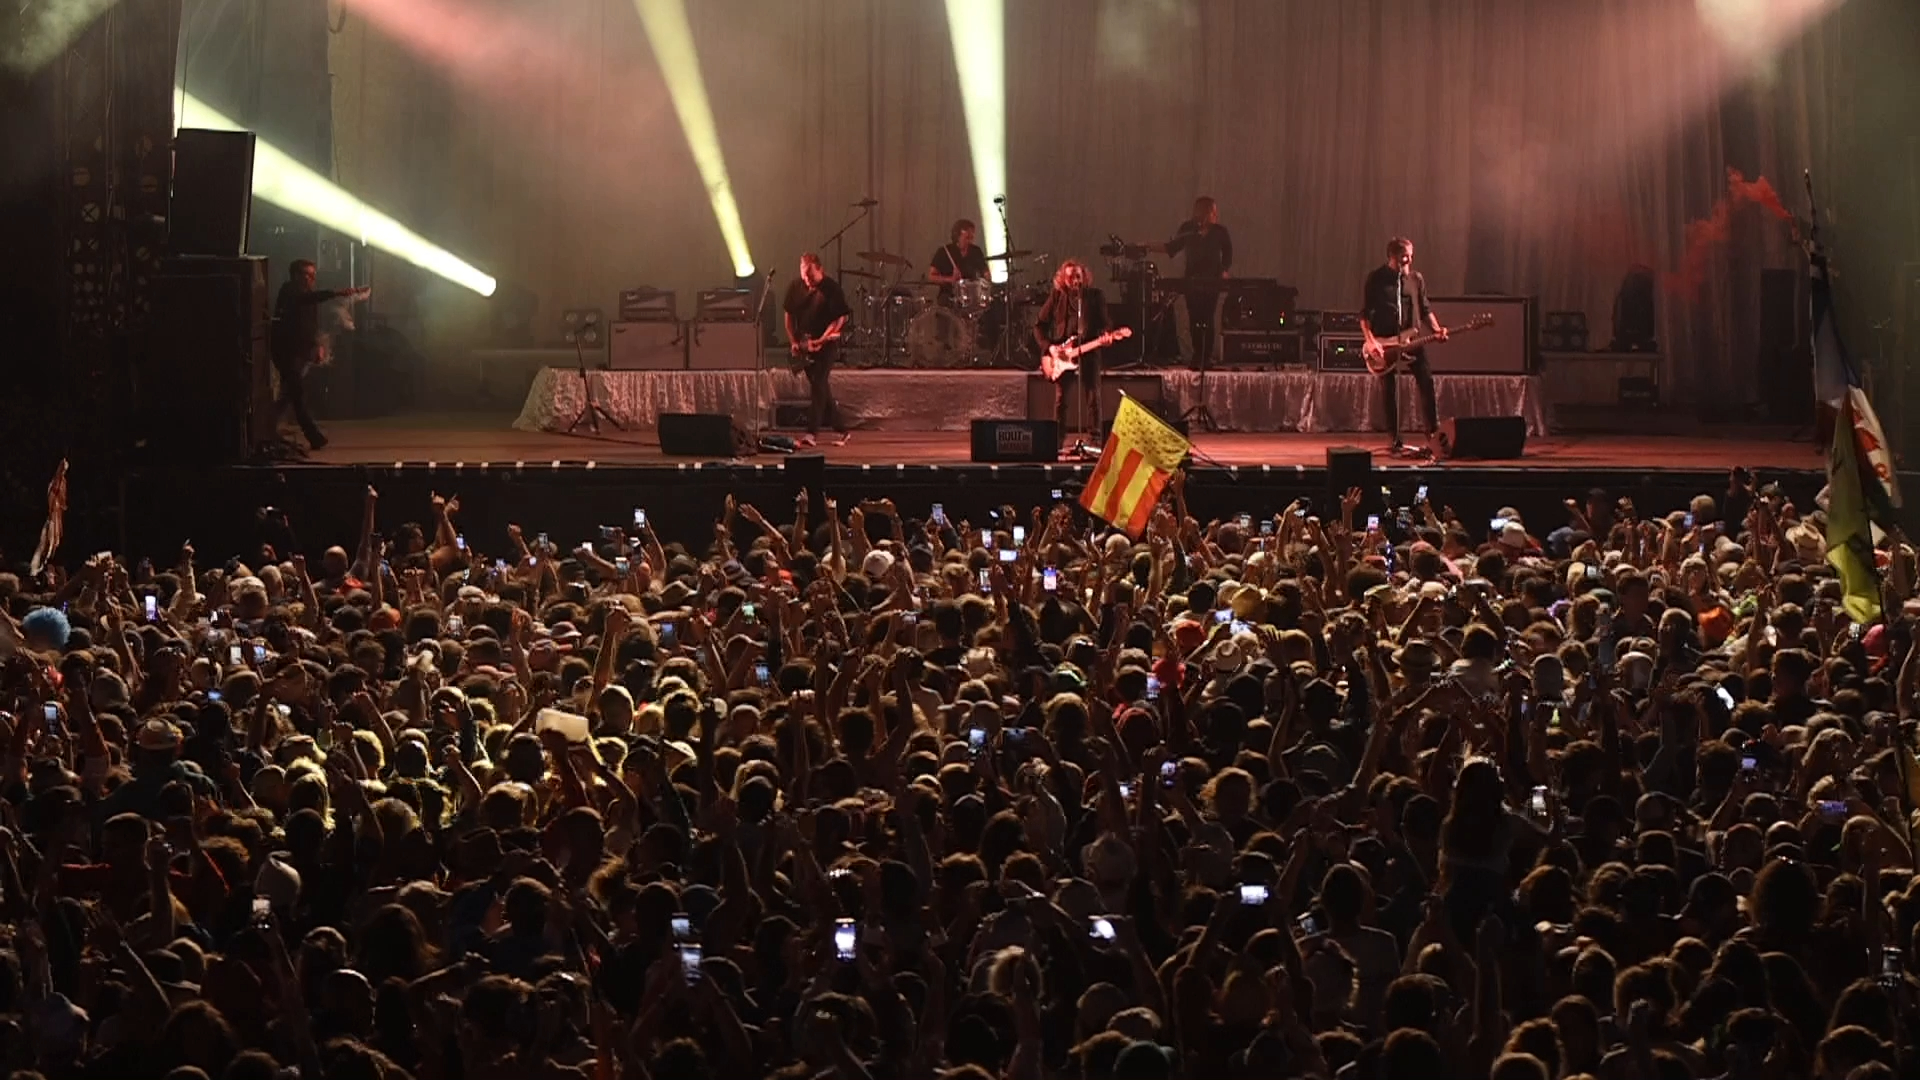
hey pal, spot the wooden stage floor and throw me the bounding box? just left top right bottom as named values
left=306, top=417, right=1823, bottom=476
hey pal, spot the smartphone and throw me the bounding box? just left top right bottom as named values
left=274, top=703, right=291, bottom=720
left=615, top=557, right=630, bottom=575
left=968, top=728, right=987, bottom=755
left=932, top=503, right=946, bottom=524
left=679, top=944, right=703, bottom=984
left=660, top=622, right=679, bottom=649
left=977, top=568, right=991, bottom=591
left=252, top=644, right=266, bottom=663
left=753, top=661, right=770, bottom=687
left=1012, top=525, right=1026, bottom=544
left=1683, top=511, right=1695, bottom=528
left=1043, top=568, right=1059, bottom=592
left=742, top=602, right=756, bottom=621
left=1298, top=912, right=1321, bottom=935
left=447, top=615, right=465, bottom=636
left=1089, top=917, right=1117, bottom=941
left=143, top=594, right=158, bottom=622
left=1145, top=674, right=1161, bottom=701
left=229, top=645, right=244, bottom=667
left=1529, top=785, right=1549, bottom=821
left=1764, top=626, right=1779, bottom=647
left=536, top=532, right=550, bottom=549
left=1210, top=608, right=1231, bottom=624
left=1237, top=513, right=1252, bottom=528
left=998, top=548, right=1017, bottom=563
left=252, top=896, right=272, bottom=925
left=979, top=529, right=992, bottom=548
left=1490, top=516, right=1511, bottom=533
left=1366, top=514, right=1380, bottom=532
left=207, top=690, right=223, bottom=703
left=1160, top=759, right=1178, bottom=787
left=1416, top=484, right=1429, bottom=502
left=1230, top=620, right=1251, bottom=636
left=1883, top=947, right=1903, bottom=985
left=1739, top=754, right=1758, bottom=774
left=1239, top=884, right=1270, bottom=906
left=1715, top=686, right=1735, bottom=710
left=1818, top=799, right=1848, bottom=822
left=42, top=704, right=59, bottom=736
left=634, top=507, right=647, bottom=528
left=1260, top=520, right=1273, bottom=536
left=1586, top=564, right=1601, bottom=582
left=1050, top=488, right=1064, bottom=501
left=834, top=918, right=857, bottom=961
left=671, top=915, right=691, bottom=941
left=1118, top=781, right=1134, bottom=800
left=456, top=535, right=467, bottom=552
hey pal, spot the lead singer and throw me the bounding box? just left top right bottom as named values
left=1032, top=259, right=1109, bottom=438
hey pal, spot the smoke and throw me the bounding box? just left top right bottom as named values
left=0, top=0, right=119, bottom=73
left=1666, top=167, right=1793, bottom=298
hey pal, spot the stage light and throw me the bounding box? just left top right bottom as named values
left=178, top=93, right=496, bottom=297
left=0, top=0, right=117, bottom=74
left=943, top=0, right=1007, bottom=284
left=631, top=0, right=755, bottom=279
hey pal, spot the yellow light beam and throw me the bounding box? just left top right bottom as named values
left=632, top=0, right=755, bottom=278
left=179, top=93, right=497, bottom=296
left=944, top=0, right=1007, bottom=284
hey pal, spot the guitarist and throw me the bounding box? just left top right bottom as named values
left=1032, top=259, right=1111, bottom=436
left=783, top=252, right=853, bottom=445
left=1361, top=236, right=1447, bottom=455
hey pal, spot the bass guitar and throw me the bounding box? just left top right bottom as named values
left=1363, top=313, right=1495, bottom=375
left=1040, top=327, right=1134, bottom=382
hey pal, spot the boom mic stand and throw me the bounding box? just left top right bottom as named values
left=821, top=199, right=877, bottom=294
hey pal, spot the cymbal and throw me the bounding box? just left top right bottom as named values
left=856, top=250, right=911, bottom=267
left=841, top=268, right=880, bottom=280
left=986, top=249, right=1034, bottom=262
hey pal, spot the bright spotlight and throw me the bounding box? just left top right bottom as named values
left=944, top=0, right=1006, bottom=284
left=1, top=0, right=117, bottom=74
left=178, top=94, right=496, bottom=296
left=631, top=0, right=755, bottom=278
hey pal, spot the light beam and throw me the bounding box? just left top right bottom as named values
left=631, top=0, right=755, bottom=278
left=943, top=0, right=1007, bottom=283
left=179, top=93, right=496, bottom=296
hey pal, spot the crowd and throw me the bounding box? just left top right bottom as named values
left=0, top=467, right=1916, bottom=1080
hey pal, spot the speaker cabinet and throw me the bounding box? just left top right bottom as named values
left=1325, top=446, right=1375, bottom=515
left=170, top=129, right=257, bottom=258
left=609, top=320, right=685, bottom=370
left=686, top=321, right=759, bottom=370
left=658, top=412, right=740, bottom=456
left=971, top=420, right=1060, bottom=463
left=143, top=256, right=271, bottom=462
left=1425, top=296, right=1536, bottom=374
left=1438, top=416, right=1528, bottom=460
left=1025, top=373, right=1164, bottom=431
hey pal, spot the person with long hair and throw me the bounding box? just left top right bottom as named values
left=1032, top=258, right=1110, bottom=440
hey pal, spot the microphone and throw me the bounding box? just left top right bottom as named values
left=766, top=267, right=776, bottom=282
left=993, top=195, right=1006, bottom=204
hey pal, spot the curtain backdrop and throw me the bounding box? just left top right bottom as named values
left=327, top=0, right=1902, bottom=408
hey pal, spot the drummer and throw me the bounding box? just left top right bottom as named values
left=927, top=218, right=990, bottom=303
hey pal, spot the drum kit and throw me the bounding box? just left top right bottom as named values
left=841, top=248, right=1050, bottom=368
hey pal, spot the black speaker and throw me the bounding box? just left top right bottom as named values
left=142, top=256, right=271, bottom=462
left=170, top=129, right=257, bottom=257
left=1438, top=416, right=1528, bottom=460
left=1758, top=268, right=1810, bottom=423
left=1325, top=446, right=1374, bottom=516
left=658, top=412, right=739, bottom=456
left=971, top=420, right=1059, bottom=463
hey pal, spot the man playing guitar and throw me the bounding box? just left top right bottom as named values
left=783, top=252, right=853, bottom=446
left=1361, top=237, right=1447, bottom=456
left=1032, top=259, right=1111, bottom=439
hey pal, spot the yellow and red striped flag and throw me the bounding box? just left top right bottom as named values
left=1079, top=396, right=1190, bottom=538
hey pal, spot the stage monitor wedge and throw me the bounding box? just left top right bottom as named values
left=1438, top=416, right=1528, bottom=460
left=971, top=420, right=1059, bottom=463
left=658, top=412, right=741, bottom=456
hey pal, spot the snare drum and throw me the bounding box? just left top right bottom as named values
left=907, top=306, right=974, bottom=367
left=954, top=277, right=993, bottom=315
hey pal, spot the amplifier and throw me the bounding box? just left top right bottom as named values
left=1320, top=311, right=1363, bottom=335
left=695, top=288, right=755, bottom=322
left=687, top=321, right=760, bottom=370
left=1220, top=331, right=1305, bottom=367
left=1219, top=279, right=1300, bottom=331
left=1318, top=334, right=1371, bottom=372
left=971, top=419, right=1059, bottom=463
left=618, top=287, right=677, bottom=322
left=609, top=320, right=685, bottom=370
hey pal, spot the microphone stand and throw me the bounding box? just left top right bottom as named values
left=819, top=201, right=876, bottom=297
left=751, top=269, right=778, bottom=442
left=994, top=196, right=1017, bottom=369
left=560, top=325, right=620, bottom=436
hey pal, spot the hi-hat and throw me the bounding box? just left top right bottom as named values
left=857, top=250, right=911, bottom=267
left=986, top=250, right=1034, bottom=262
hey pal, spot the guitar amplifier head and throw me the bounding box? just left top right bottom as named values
left=1318, top=334, right=1370, bottom=372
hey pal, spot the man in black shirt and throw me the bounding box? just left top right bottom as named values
left=271, top=259, right=369, bottom=452
left=782, top=252, right=853, bottom=444
left=927, top=218, right=990, bottom=303
left=1361, top=237, right=1446, bottom=453
left=1160, top=196, right=1232, bottom=366
left=1033, top=259, right=1110, bottom=436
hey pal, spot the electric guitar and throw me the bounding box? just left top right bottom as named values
left=1363, top=313, right=1495, bottom=375
left=1040, top=327, right=1134, bottom=381
left=788, top=333, right=841, bottom=375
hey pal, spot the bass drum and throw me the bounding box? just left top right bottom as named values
left=954, top=277, right=993, bottom=315
left=907, top=306, right=975, bottom=368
